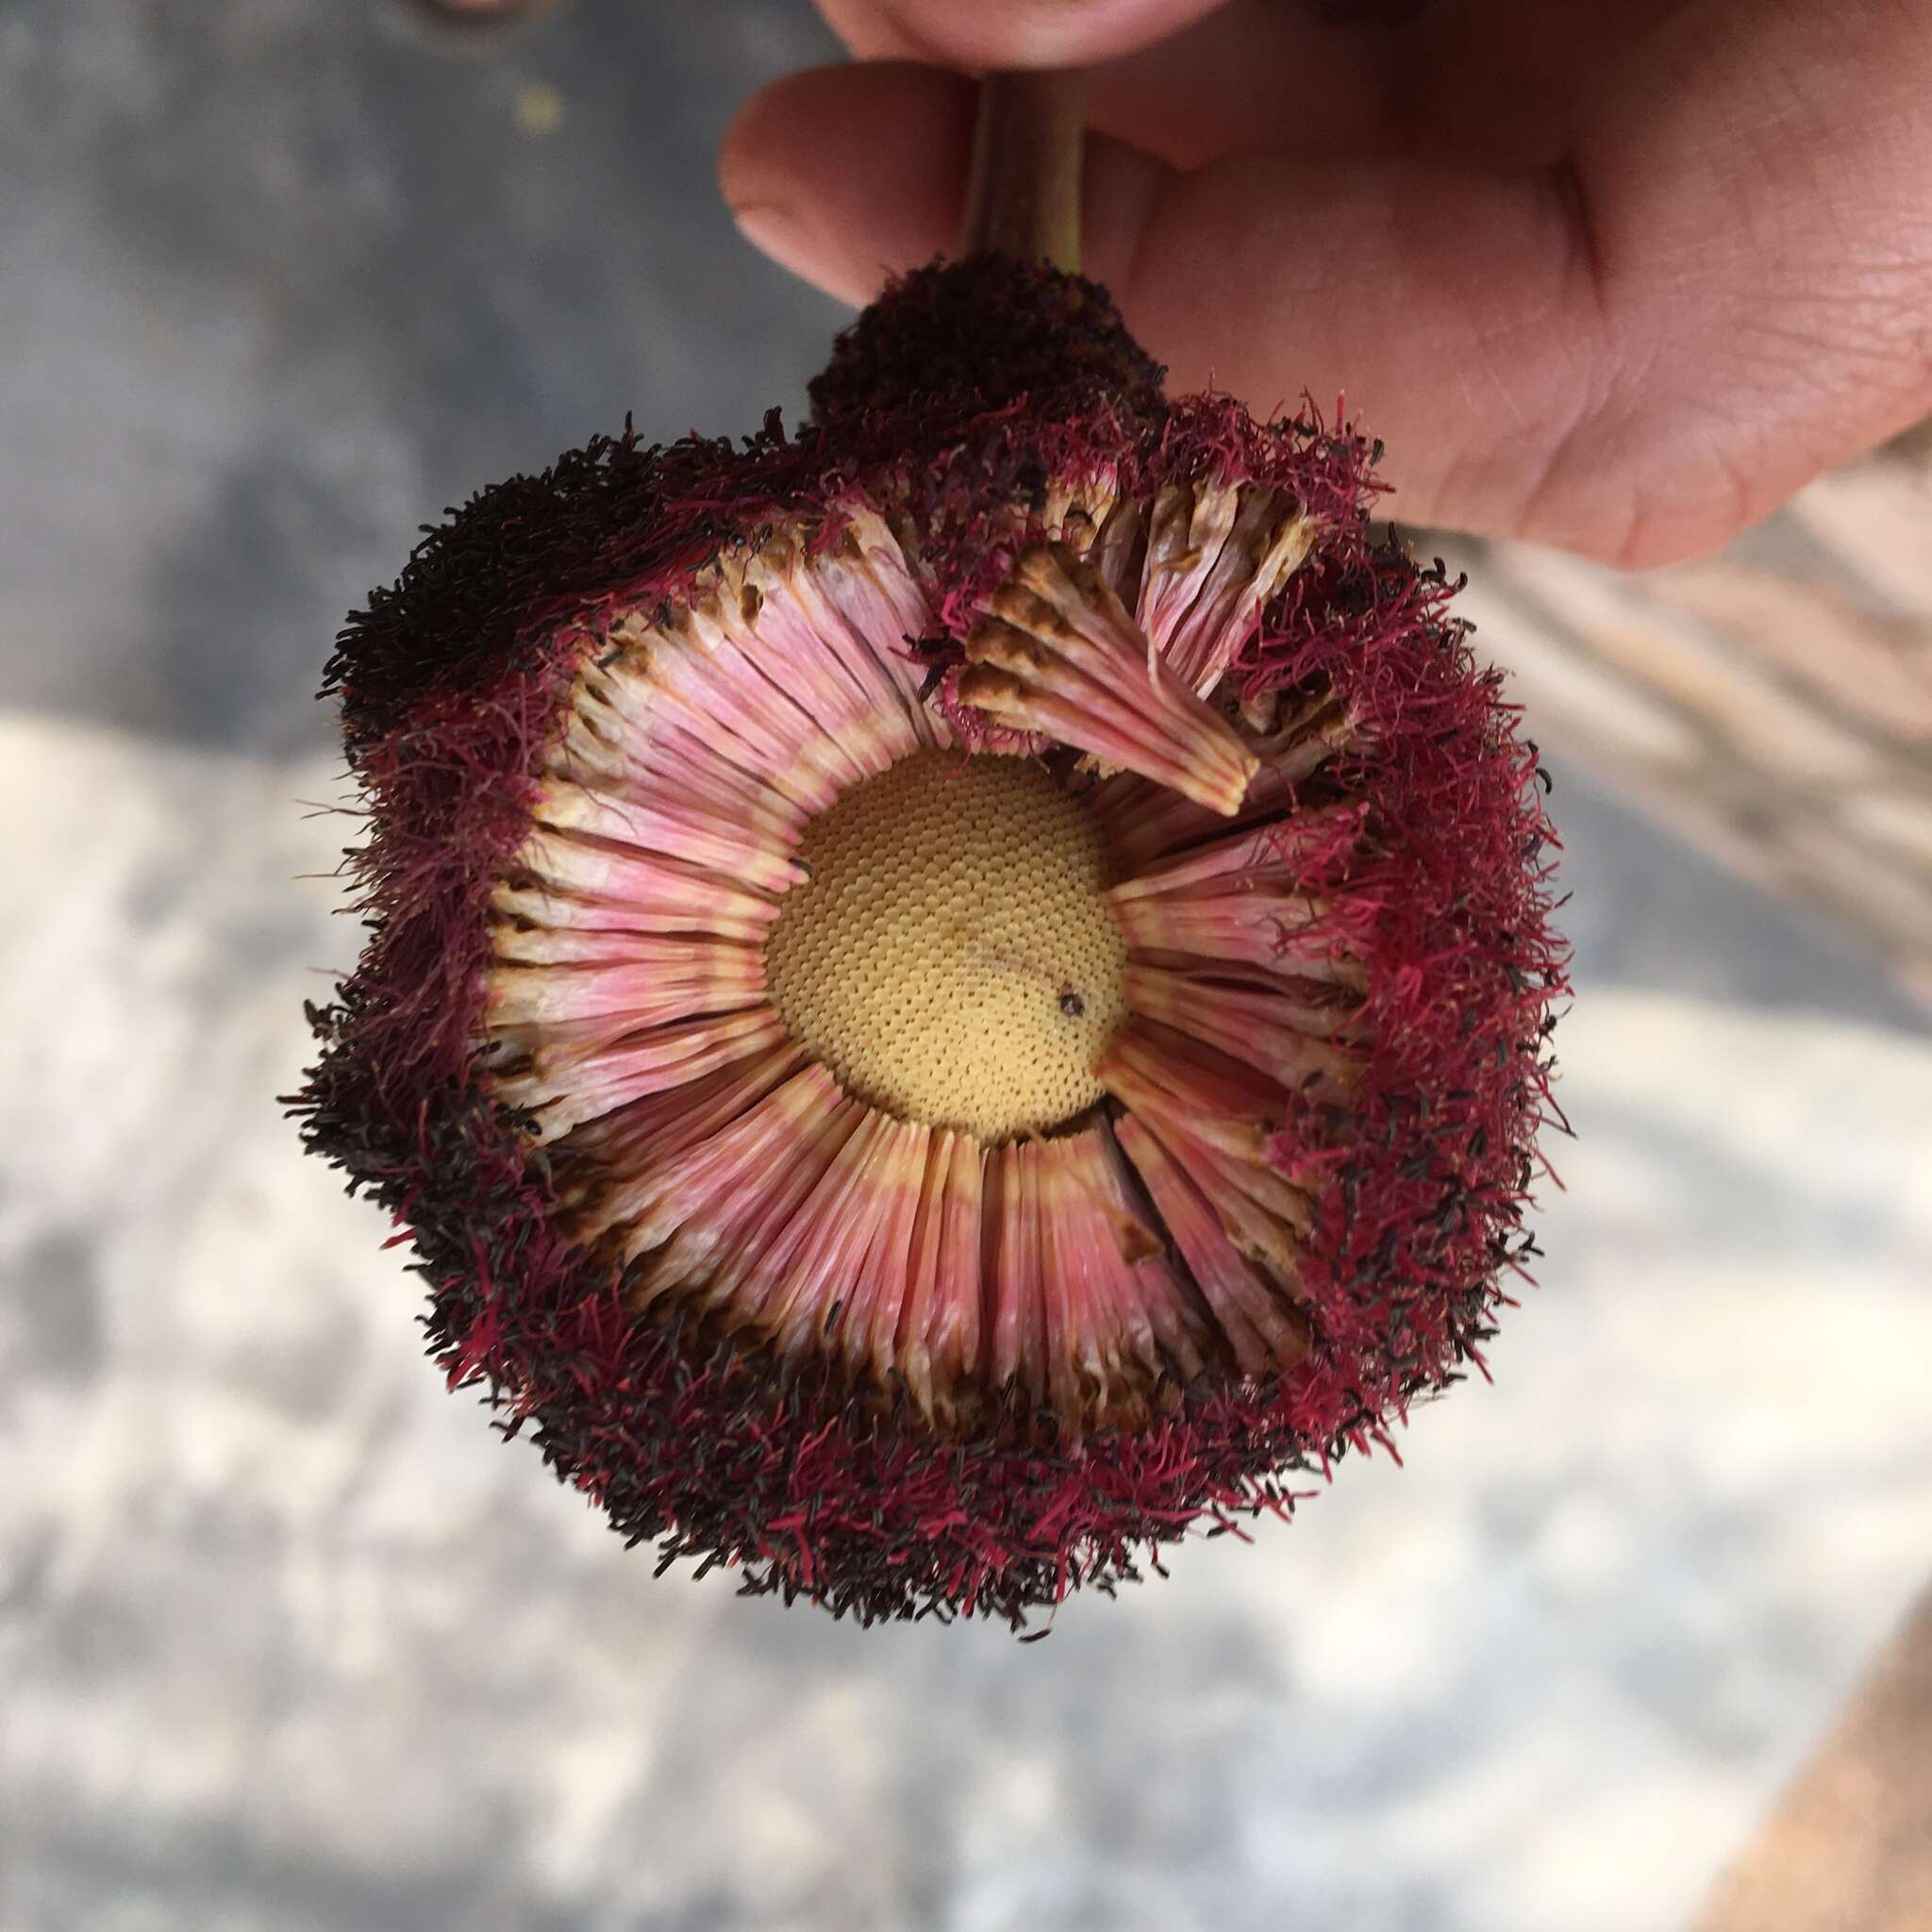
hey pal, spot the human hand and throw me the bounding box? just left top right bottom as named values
left=720, top=0, right=1932, bottom=566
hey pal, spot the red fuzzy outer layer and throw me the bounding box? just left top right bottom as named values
left=293, top=260, right=1567, bottom=1628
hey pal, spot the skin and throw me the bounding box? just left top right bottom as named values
left=719, top=0, right=1932, bottom=566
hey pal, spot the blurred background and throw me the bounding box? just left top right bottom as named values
left=2, top=4, right=1928, bottom=1928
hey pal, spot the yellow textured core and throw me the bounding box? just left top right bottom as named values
left=765, top=750, right=1129, bottom=1141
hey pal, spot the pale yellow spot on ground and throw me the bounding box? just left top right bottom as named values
left=514, top=81, right=564, bottom=137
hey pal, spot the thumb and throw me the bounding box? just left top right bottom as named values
left=720, top=63, right=1601, bottom=551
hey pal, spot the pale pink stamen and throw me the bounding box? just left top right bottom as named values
left=1086, top=692, right=1354, bottom=876
left=726, top=574, right=919, bottom=781
left=986, top=1141, right=1046, bottom=1405
left=1138, top=480, right=1240, bottom=675
left=1038, top=1127, right=1209, bottom=1422
left=1139, top=481, right=1314, bottom=696
left=532, top=775, right=808, bottom=893
left=652, top=605, right=874, bottom=808
left=491, top=877, right=772, bottom=945
left=1085, top=761, right=1292, bottom=878
left=492, top=922, right=741, bottom=970
left=579, top=614, right=850, bottom=823
left=1086, top=1120, right=1217, bottom=1381
left=1131, top=1108, right=1309, bottom=1277
left=957, top=543, right=1257, bottom=815
left=1114, top=1114, right=1310, bottom=1376
left=1102, top=802, right=1357, bottom=902
left=1107, top=873, right=1332, bottom=973
left=558, top=1043, right=806, bottom=1209
left=488, top=941, right=764, bottom=1030
left=667, top=1092, right=874, bottom=1314
left=810, top=511, right=941, bottom=699
left=499, top=1006, right=791, bottom=1138
left=1095, top=1021, right=1286, bottom=1159
left=1088, top=494, right=1148, bottom=607
left=896, top=1130, right=986, bottom=1420
left=600, top=1064, right=855, bottom=1268
left=752, top=533, right=941, bottom=759
left=502, top=831, right=782, bottom=942
left=1033, top=1149, right=1095, bottom=1423
left=564, top=685, right=808, bottom=841
left=1123, top=962, right=1357, bottom=1093
left=748, top=1111, right=913, bottom=1347
left=832, top=1115, right=933, bottom=1382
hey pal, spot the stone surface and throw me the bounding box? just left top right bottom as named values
left=4, top=5, right=1930, bottom=1929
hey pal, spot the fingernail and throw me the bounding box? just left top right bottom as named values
left=730, top=203, right=819, bottom=281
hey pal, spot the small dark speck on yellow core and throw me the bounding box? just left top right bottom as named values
left=765, top=750, right=1129, bottom=1141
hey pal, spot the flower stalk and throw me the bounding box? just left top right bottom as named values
left=958, top=69, right=1085, bottom=270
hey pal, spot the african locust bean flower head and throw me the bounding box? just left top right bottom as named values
left=294, top=110, right=1565, bottom=1627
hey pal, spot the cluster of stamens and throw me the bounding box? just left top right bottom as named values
left=481, top=480, right=1365, bottom=1436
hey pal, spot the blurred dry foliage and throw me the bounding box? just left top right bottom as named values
left=1457, top=421, right=1932, bottom=1007
left=1695, top=1588, right=1932, bottom=1932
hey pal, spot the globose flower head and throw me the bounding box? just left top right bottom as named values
left=294, top=248, right=1566, bottom=1629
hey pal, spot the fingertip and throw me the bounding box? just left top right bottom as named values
left=719, top=63, right=975, bottom=305
left=820, top=0, right=1231, bottom=69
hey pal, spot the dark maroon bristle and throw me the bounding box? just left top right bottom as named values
left=290, top=258, right=1567, bottom=1629
left=809, top=254, right=1167, bottom=427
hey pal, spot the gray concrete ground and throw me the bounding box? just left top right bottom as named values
left=3, top=5, right=1928, bottom=1929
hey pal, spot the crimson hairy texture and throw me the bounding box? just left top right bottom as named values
left=291, top=256, right=1566, bottom=1628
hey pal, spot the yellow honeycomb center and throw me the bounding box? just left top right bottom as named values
left=765, top=750, right=1128, bottom=1141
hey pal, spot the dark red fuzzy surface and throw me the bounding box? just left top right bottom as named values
left=810, top=253, right=1166, bottom=429
left=292, top=260, right=1566, bottom=1627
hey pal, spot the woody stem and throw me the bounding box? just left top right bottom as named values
left=958, top=70, right=1084, bottom=271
